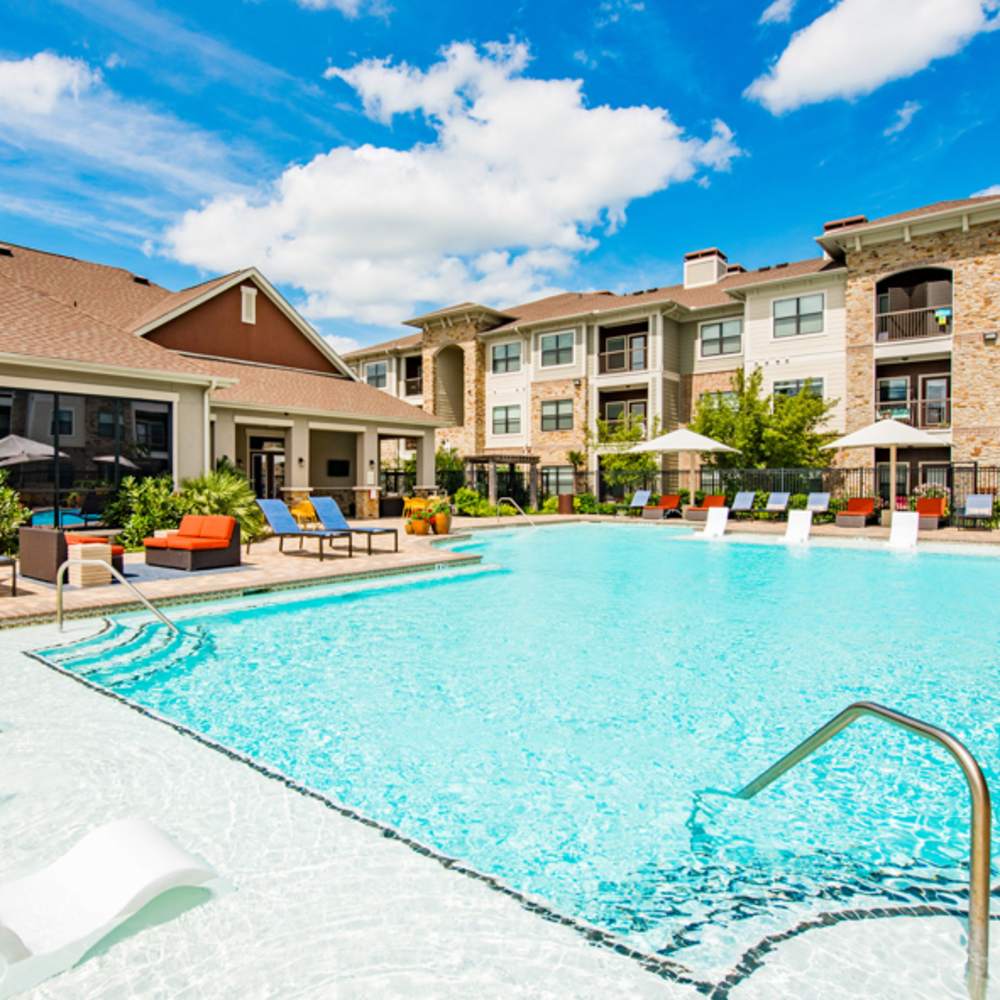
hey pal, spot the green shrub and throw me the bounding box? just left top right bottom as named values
left=788, top=493, right=808, bottom=510
left=597, top=501, right=618, bottom=515
left=454, top=486, right=483, bottom=516
left=540, top=496, right=559, bottom=514
left=179, top=469, right=265, bottom=542
left=573, top=492, right=599, bottom=514
left=107, top=475, right=183, bottom=548
left=0, top=471, right=29, bottom=554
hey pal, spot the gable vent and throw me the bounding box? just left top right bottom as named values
left=0, top=247, right=12, bottom=257
left=132, top=275, right=150, bottom=285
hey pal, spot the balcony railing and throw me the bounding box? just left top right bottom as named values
left=598, top=350, right=647, bottom=374
left=403, top=377, right=423, bottom=397
left=875, top=305, right=952, bottom=342
left=876, top=397, right=951, bottom=428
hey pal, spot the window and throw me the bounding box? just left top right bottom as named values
left=773, top=378, right=824, bottom=399
left=0, top=392, right=10, bottom=438
left=492, top=404, right=521, bottom=435
left=365, top=361, right=388, bottom=388
left=241, top=286, right=258, bottom=325
left=403, top=355, right=423, bottom=396
left=604, top=399, right=646, bottom=427
left=540, top=399, right=573, bottom=431
left=773, top=294, right=823, bottom=337
left=134, top=409, right=169, bottom=449
left=491, top=342, right=521, bottom=374
left=97, top=409, right=125, bottom=438
left=50, top=407, right=73, bottom=437
left=700, top=319, right=742, bottom=357
left=541, top=466, right=574, bottom=496
left=699, top=390, right=738, bottom=408
left=600, top=327, right=647, bottom=372
left=540, top=332, right=573, bottom=367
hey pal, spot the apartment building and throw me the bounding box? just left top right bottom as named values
left=346, top=194, right=1000, bottom=498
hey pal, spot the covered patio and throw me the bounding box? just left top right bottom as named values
left=464, top=453, right=540, bottom=508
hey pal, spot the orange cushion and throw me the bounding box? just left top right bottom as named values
left=916, top=497, right=945, bottom=516
left=166, top=536, right=228, bottom=551
left=143, top=537, right=169, bottom=548
left=198, top=515, right=236, bottom=541
left=177, top=514, right=207, bottom=538
left=846, top=498, right=874, bottom=514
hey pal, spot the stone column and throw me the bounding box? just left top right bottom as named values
left=487, top=461, right=497, bottom=504
left=352, top=426, right=381, bottom=519
left=529, top=463, right=538, bottom=509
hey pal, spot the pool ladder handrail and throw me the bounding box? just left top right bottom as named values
left=495, top=496, right=538, bottom=527
left=56, top=558, right=180, bottom=635
left=736, top=700, right=991, bottom=1000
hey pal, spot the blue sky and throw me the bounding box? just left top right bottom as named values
left=1, top=0, right=998, bottom=351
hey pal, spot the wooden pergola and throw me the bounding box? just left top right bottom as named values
left=463, top=453, right=540, bottom=508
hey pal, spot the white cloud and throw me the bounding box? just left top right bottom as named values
left=759, top=0, right=796, bottom=25
left=746, top=0, right=999, bottom=114
left=0, top=51, right=98, bottom=115
left=167, top=40, right=741, bottom=327
left=296, top=0, right=387, bottom=16
left=595, top=0, right=645, bottom=28
left=974, top=183, right=1000, bottom=196
left=883, top=99, right=922, bottom=137
left=322, top=333, right=363, bottom=354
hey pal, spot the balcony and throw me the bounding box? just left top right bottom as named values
left=875, top=397, right=951, bottom=429
left=876, top=305, right=952, bottom=343
left=403, top=376, right=423, bottom=397
left=598, top=328, right=647, bottom=375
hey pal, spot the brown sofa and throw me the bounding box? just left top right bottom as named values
left=143, top=514, right=240, bottom=571
left=18, top=526, right=124, bottom=583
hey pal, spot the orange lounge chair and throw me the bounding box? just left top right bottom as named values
left=642, top=494, right=682, bottom=519
left=835, top=497, right=875, bottom=528
left=915, top=496, right=946, bottom=529
left=685, top=494, right=725, bottom=522
left=143, top=514, right=241, bottom=571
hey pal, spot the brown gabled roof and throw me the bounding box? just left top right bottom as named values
left=202, top=357, right=440, bottom=424
left=343, top=330, right=423, bottom=360
left=0, top=272, right=214, bottom=378
left=823, top=195, right=1000, bottom=236
left=404, top=301, right=515, bottom=327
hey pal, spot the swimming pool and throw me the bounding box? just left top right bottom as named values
left=35, top=524, right=1000, bottom=979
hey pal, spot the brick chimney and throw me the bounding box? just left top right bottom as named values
left=683, top=248, right=728, bottom=289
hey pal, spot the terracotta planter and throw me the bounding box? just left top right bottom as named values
left=432, top=512, right=452, bottom=535
left=410, top=518, right=429, bottom=535
left=404, top=521, right=414, bottom=534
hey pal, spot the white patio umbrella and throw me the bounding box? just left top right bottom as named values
left=630, top=428, right=737, bottom=498
left=93, top=454, right=139, bottom=470
left=824, top=418, right=944, bottom=513
left=0, top=434, right=69, bottom=467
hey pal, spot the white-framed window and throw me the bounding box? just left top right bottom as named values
left=50, top=406, right=74, bottom=437
left=699, top=390, right=738, bottom=408
left=541, top=466, right=575, bottom=496
left=491, top=341, right=521, bottom=374
left=773, top=293, right=824, bottom=337
left=492, top=404, right=521, bottom=435
left=773, top=378, right=824, bottom=399
left=700, top=318, right=742, bottom=357
left=540, top=399, right=573, bottom=431
left=604, top=399, right=647, bottom=428
left=241, top=286, right=258, bottom=325
left=539, top=332, right=573, bottom=367
left=365, top=361, right=388, bottom=388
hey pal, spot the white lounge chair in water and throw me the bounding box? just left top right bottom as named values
left=784, top=509, right=813, bottom=545
left=703, top=506, right=730, bottom=539
left=887, top=510, right=920, bottom=551
left=0, top=817, right=220, bottom=998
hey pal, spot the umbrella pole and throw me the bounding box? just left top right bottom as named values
left=889, top=443, right=897, bottom=520
left=52, top=391, right=61, bottom=529
left=689, top=452, right=697, bottom=502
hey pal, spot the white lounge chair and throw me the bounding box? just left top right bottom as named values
left=887, top=510, right=920, bottom=551
left=703, top=506, right=730, bottom=539
left=806, top=492, right=830, bottom=515
left=784, top=509, right=813, bottom=545
left=0, top=817, right=220, bottom=998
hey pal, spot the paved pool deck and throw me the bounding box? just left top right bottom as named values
left=1, top=547, right=996, bottom=998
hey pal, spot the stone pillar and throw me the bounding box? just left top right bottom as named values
left=288, top=416, right=310, bottom=488
left=487, top=461, right=497, bottom=504
left=213, top=410, right=236, bottom=468
left=529, top=464, right=538, bottom=509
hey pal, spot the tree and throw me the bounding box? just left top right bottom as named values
left=585, top=415, right=661, bottom=491
left=691, top=368, right=836, bottom=468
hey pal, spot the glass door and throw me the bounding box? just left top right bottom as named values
left=920, top=375, right=950, bottom=427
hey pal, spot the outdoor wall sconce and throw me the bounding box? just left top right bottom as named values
left=297, top=456, right=305, bottom=466
left=983, top=330, right=998, bottom=344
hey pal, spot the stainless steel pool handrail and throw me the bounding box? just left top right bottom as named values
left=736, top=700, right=991, bottom=1000
left=55, top=558, right=180, bottom=634
left=496, top=496, right=538, bottom=527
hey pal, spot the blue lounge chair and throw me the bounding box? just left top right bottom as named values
left=957, top=493, right=993, bottom=529
left=765, top=492, right=790, bottom=518
left=731, top=491, right=755, bottom=518
left=806, top=492, right=830, bottom=515
left=624, top=489, right=651, bottom=516
left=255, top=499, right=353, bottom=560
left=310, top=496, right=399, bottom=555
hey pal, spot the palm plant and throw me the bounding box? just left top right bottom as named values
left=179, top=469, right=265, bottom=542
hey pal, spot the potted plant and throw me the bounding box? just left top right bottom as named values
left=429, top=499, right=452, bottom=535
left=408, top=508, right=433, bottom=535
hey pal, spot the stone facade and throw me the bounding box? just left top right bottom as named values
left=680, top=369, right=740, bottom=422
left=529, top=377, right=588, bottom=465
left=843, top=221, right=1000, bottom=463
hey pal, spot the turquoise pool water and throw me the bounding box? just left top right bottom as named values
left=38, top=525, right=1000, bottom=972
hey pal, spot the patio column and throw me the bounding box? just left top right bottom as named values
left=415, top=428, right=436, bottom=494
left=353, top=426, right=380, bottom=519
left=213, top=409, right=236, bottom=468
left=487, top=461, right=497, bottom=504
left=288, top=416, right=310, bottom=489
